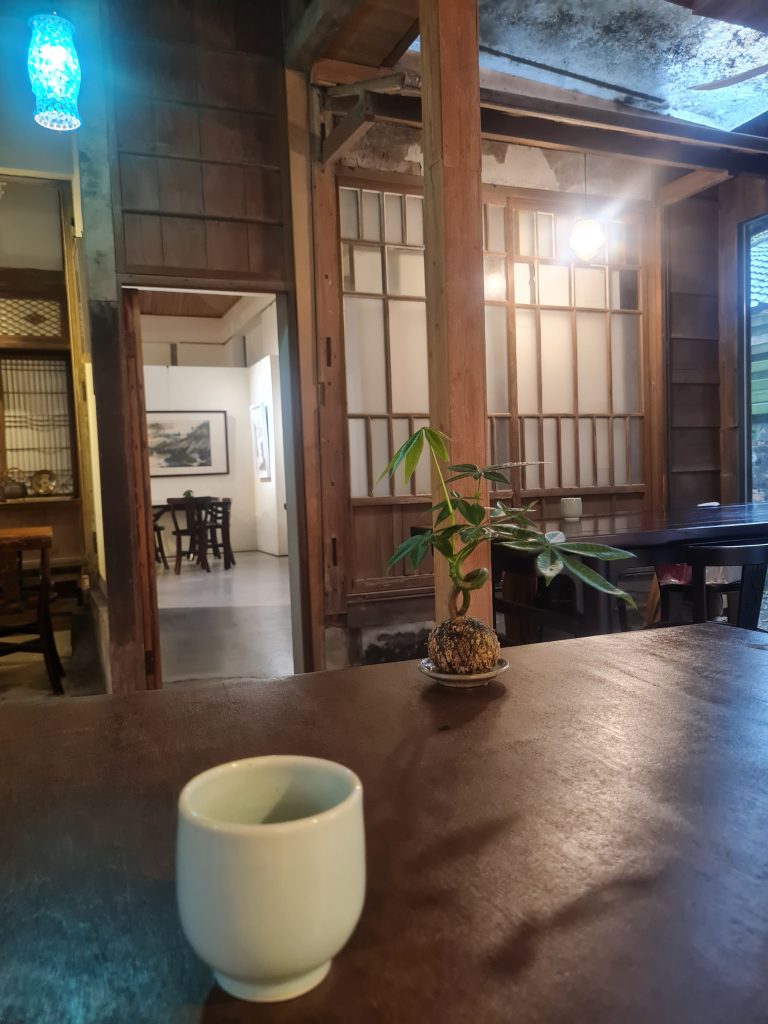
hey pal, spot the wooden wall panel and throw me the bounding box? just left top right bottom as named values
left=109, top=0, right=290, bottom=289
left=666, top=198, right=723, bottom=508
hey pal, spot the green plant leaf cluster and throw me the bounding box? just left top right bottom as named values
left=380, top=427, right=636, bottom=613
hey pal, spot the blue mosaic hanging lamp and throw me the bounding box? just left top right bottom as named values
left=27, top=13, right=81, bottom=131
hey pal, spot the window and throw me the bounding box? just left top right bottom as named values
left=483, top=198, right=645, bottom=496
left=339, top=185, right=430, bottom=498
left=746, top=217, right=768, bottom=502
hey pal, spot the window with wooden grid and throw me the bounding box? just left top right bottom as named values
left=0, top=354, right=77, bottom=496
left=483, top=197, right=646, bottom=500
left=339, top=184, right=431, bottom=498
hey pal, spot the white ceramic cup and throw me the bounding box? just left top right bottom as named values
left=176, top=755, right=365, bottom=1003
left=560, top=496, right=583, bottom=521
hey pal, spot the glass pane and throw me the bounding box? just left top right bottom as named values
left=384, top=193, right=404, bottom=243
left=339, top=188, right=359, bottom=239
left=485, top=305, right=509, bottom=414
left=392, top=418, right=411, bottom=495
left=514, top=262, right=535, bottom=304
left=560, top=418, right=576, bottom=488
left=576, top=312, right=610, bottom=414
left=543, top=418, right=558, bottom=488
left=538, top=264, right=570, bottom=306
left=371, top=418, right=391, bottom=497
left=515, top=308, right=539, bottom=415
left=613, top=418, right=628, bottom=485
left=343, top=296, right=387, bottom=414
left=484, top=254, right=507, bottom=300
left=611, top=314, right=642, bottom=413
left=493, top=418, right=511, bottom=480
left=342, top=243, right=352, bottom=291
left=574, top=266, right=606, bottom=309
left=578, top=418, right=595, bottom=486
left=413, top=417, right=431, bottom=494
left=348, top=419, right=368, bottom=496
left=517, top=209, right=535, bottom=256
left=607, top=221, right=626, bottom=264
left=540, top=310, right=574, bottom=414
left=405, top=195, right=424, bottom=246
left=362, top=190, right=381, bottom=241
left=537, top=211, right=555, bottom=258
left=389, top=300, right=429, bottom=414
left=523, top=418, right=540, bottom=489
left=610, top=269, right=639, bottom=310
left=630, top=417, right=643, bottom=483
left=555, top=213, right=573, bottom=260
left=386, top=247, right=425, bottom=296
left=595, top=418, right=610, bottom=486
left=348, top=244, right=382, bottom=294
left=486, top=204, right=505, bottom=252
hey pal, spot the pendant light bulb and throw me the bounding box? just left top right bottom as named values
left=569, top=218, right=606, bottom=262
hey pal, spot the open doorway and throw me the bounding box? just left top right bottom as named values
left=137, top=288, right=294, bottom=683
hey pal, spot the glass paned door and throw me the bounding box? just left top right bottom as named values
left=746, top=217, right=768, bottom=501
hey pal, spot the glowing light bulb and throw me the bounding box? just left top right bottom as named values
left=569, top=218, right=606, bottom=261
left=484, top=271, right=506, bottom=300
left=27, top=14, right=81, bottom=132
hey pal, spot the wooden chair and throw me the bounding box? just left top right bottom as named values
left=660, top=542, right=768, bottom=630
left=0, top=527, right=64, bottom=694
left=167, top=497, right=212, bottom=575
left=152, top=505, right=169, bottom=571
left=204, top=498, right=236, bottom=570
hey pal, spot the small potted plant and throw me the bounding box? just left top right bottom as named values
left=381, top=427, right=635, bottom=687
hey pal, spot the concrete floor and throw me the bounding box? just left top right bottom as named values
left=157, top=550, right=294, bottom=683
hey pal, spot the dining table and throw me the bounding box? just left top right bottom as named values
left=3, top=623, right=768, bottom=1022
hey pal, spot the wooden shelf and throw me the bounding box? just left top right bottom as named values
left=0, top=497, right=81, bottom=507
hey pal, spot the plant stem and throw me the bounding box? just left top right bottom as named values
left=431, top=447, right=455, bottom=528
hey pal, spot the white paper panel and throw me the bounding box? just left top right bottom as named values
left=485, top=305, right=509, bottom=414
left=362, top=190, right=381, bottom=240
left=352, top=245, right=382, bottom=294
left=537, top=212, right=555, bottom=258
left=555, top=213, right=573, bottom=259
left=341, top=244, right=352, bottom=290
left=339, top=188, right=359, bottom=239
left=595, top=418, right=610, bottom=486
left=610, top=269, right=639, bottom=310
left=517, top=209, right=535, bottom=256
left=486, top=205, right=505, bottom=252
left=538, top=264, right=570, bottom=306
left=543, top=418, right=559, bottom=488
left=392, top=418, right=411, bottom=495
left=389, top=300, right=429, bottom=414
left=607, top=221, right=626, bottom=264
left=515, top=308, right=538, bottom=415
left=384, top=193, right=404, bottom=243
left=343, top=296, right=387, bottom=414
left=560, top=417, right=577, bottom=487
left=413, top=417, right=431, bottom=494
left=523, top=418, right=540, bottom=488
left=540, top=310, right=574, bottom=414
left=406, top=195, right=424, bottom=246
left=371, top=418, right=391, bottom=497
left=348, top=419, right=368, bottom=496
left=484, top=255, right=507, bottom=300
left=386, top=247, right=426, bottom=297
left=578, top=418, right=595, bottom=486
left=514, top=262, right=535, bottom=304
left=613, top=418, right=628, bottom=485
left=611, top=314, right=642, bottom=413
left=630, top=417, right=643, bottom=483
left=574, top=266, right=606, bottom=309
left=576, top=312, right=610, bottom=414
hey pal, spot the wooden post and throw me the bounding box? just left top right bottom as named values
left=419, top=0, right=491, bottom=625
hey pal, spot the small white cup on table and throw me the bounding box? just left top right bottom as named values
left=176, top=754, right=365, bottom=1003
left=560, top=496, right=583, bottom=521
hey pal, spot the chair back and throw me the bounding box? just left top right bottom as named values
left=685, top=542, right=768, bottom=629
left=168, top=496, right=211, bottom=532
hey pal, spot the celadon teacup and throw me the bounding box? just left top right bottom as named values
left=176, top=754, right=365, bottom=1003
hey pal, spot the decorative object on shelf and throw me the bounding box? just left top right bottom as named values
left=30, top=469, right=57, bottom=496
left=418, top=657, right=510, bottom=688
left=560, top=496, right=583, bottom=521
left=569, top=154, right=606, bottom=261
left=147, top=411, right=229, bottom=478
left=2, top=469, right=27, bottom=500
left=27, top=13, right=82, bottom=132
left=250, top=403, right=271, bottom=482
left=182, top=489, right=194, bottom=498
left=381, top=427, right=635, bottom=688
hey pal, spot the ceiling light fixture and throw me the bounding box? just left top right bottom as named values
left=27, top=13, right=81, bottom=132
left=569, top=154, right=605, bottom=262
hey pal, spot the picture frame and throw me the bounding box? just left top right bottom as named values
left=146, top=410, right=229, bottom=477
left=250, top=403, right=271, bottom=481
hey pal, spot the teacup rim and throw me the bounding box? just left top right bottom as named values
left=178, top=754, right=363, bottom=834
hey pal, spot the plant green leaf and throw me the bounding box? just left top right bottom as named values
left=403, top=430, right=425, bottom=482
left=377, top=428, right=426, bottom=484
left=448, top=463, right=479, bottom=474
left=424, top=427, right=450, bottom=463
left=557, top=542, right=636, bottom=562
left=558, top=553, right=636, bottom=607
left=536, top=548, right=564, bottom=580
left=481, top=470, right=511, bottom=484
left=387, top=533, right=426, bottom=570
left=464, top=502, right=486, bottom=526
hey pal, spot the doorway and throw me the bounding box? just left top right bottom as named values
left=133, top=287, right=295, bottom=683
left=745, top=215, right=768, bottom=502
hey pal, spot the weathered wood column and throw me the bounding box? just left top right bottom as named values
left=419, top=0, right=491, bottom=624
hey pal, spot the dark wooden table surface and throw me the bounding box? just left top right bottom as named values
left=4, top=624, right=768, bottom=1023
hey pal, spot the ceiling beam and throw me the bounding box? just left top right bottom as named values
left=657, top=169, right=733, bottom=205
left=381, top=17, right=419, bottom=66
left=285, top=0, right=364, bottom=72
left=321, top=94, right=376, bottom=164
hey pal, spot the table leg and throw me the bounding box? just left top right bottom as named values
left=583, top=558, right=614, bottom=635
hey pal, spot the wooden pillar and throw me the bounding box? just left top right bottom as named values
left=419, top=0, right=491, bottom=624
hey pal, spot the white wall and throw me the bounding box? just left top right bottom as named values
left=143, top=366, right=258, bottom=552
left=249, top=355, right=288, bottom=555
left=0, top=177, right=64, bottom=269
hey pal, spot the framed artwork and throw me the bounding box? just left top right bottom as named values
left=147, top=410, right=229, bottom=477
left=250, top=403, right=271, bottom=481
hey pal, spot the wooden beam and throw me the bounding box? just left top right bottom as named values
left=285, top=0, right=364, bottom=72
left=658, top=169, right=733, bottom=206
left=382, top=17, right=420, bottom=66
left=419, top=0, right=491, bottom=626
left=312, top=58, right=388, bottom=86
left=328, top=72, right=413, bottom=98
left=321, top=94, right=376, bottom=164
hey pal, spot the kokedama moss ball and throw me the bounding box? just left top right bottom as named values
left=428, top=615, right=500, bottom=674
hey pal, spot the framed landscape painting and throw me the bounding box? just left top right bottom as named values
left=147, top=410, right=229, bottom=477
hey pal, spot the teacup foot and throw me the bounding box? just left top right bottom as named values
left=215, top=961, right=331, bottom=1003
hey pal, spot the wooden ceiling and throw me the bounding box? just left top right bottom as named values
left=136, top=292, right=241, bottom=318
